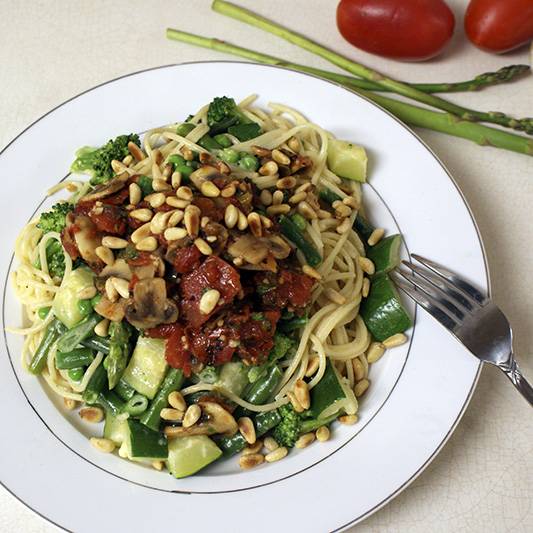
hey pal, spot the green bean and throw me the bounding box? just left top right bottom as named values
left=81, top=336, right=110, bottom=354
left=55, top=347, right=95, bottom=369
left=279, top=215, right=322, bottom=267
left=238, top=153, right=259, bottom=171
left=219, top=148, right=240, bottom=164
left=57, top=314, right=101, bottom=353
left=97, top=390, right=126, bottom=416
left=125, top=394, right=149, bottom=416
left=37, top=307, right=51, bottom=320
left=213, top=134, right=232, bottom=148
left=176, top=123, right=195, bottom=137
left=140, top=368, right=184, bottom=431
left=318, top=188, right=342, bottom=205
left=82, top=362, right=107, bottom=404
left=300, top=413, right=338, bottom=434
left=29, top=319, right=64, bottom=375
left=68, top=367, right=84, bottom=382
left=77, top=299, right=93, bottom=317
left=245, top=365, right=282, bottom=406
left=114, top=378, right=136, bottom=401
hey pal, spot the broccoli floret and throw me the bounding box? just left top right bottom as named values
left=71, top=133, right=140, bottom=185
left=37, top=202, right=73, bottom=234
left=273, top=404, right=301, bottom=448
left=206, top=96, right=252, bottom=134
left=270, top=333, right=296, bottom=362
left=45, top=240, right=67, bottom=278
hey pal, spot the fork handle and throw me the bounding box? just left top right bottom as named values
left=500, top=357, right=533, bottom=407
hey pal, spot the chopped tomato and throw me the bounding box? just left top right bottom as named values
left=257, top=269, right=315, bottom=309
left=173, top=245, right=202, bottom=274
left=192, top=197, right=224, bottom=222
left=88, top=204, right=126, bottom=235
left=127, top=252, right=153, bottom=267
left=102, top=188, right=130, bottom=206
left=180, top=256, right=242, bottom=328
left=238, top=309, right=280, bottom=364
left=188, top=325, right=237, bottom=366
left=146, top=323, right=192, bottom=376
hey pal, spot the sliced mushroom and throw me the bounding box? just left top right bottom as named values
left=71, top=215, right=104, bottom=270
left=164, top=401, right=238, bottom=438
left=94, top=295, right=128, bottom=322
left=99, top=259, right=132, bottom=281
left=268, top=235, right=292, bottom=260
left=228, top=234, right=269, bottom=265
left=189, top=165, right=219, bottom=190
left=78, top=175, right=127, bottom=203
left=239, top=252, right=278, bottom=273
left=132, top=263, right=157, bottom=280
left=125, top=278, right=178, bottom=329
left=203, top=221, right=228, bottom=255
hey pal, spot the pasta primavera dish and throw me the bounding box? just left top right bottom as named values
left=9, top=95, right=411, bottom=477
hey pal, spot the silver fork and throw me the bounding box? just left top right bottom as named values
left=393, top=254, right=533, bottom=407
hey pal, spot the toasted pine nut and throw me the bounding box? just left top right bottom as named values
left=317, top=209, right=332, bottom=219
left=95, top=246, right=114, bottom=266
left=164, top=227, right=188, bottom=241
left=359, top=257, right=375, bottom=275
left=272, top=190, right=284, bottom=205
left=194, top=238, right=212, bottom=256
left=251, top=145, right=271, bottom=157
left=343, top=196, right=360, bottom=209
left=288, top=191, right=307, bottom=205
left=260, top=215, right=273, bottom=229
left=183, top=404, right=201, bottom=428
left=354, top=379, right=370, bottom=397
left=146, top=192, right=166, bottom=209
left=175, top=186, right=192, bottom=200
left=259, top=160, right=278, bottom=176
left=184, top=205, right=200, bottom=237
left=238, top=417, right=256, bottom=445
left=181, top=147, right=194, bottom=161
left=122, top=154, right=133, bottom=166
left=171, top=171, right=182, bottom=189
left=78, top=285, right=97, bottom=300
left=136, top=236, right=158, bottom=252
left=150, top=211, right=173, bottom=234
left=295, top=182, right=311, bottom=194
left=239, top=453, right=264, bottom=469
left=272, top=149, right=291, bottom=166
left=247, top=212, right=263, bottom=238
left=224, top=204, right=239, bottom=229
left=218, top=184, right=234, bottom=199
left=130, top=208, right=153, bottom=222
left=383, top=333, right=408, bottom=348
left=63, top=398, right=77, bottom=410
left=366, top=342, right=386, bottom=363
left=104, top=277, right=118, bottom=302
left=352, top=358, right=366, bottom=382
left=201, top=181, right=220, bottom=198
left=152, top=178, right=171, bottom=192
left=79, top=406, right=104, bottom=424
left=287, top=391, right=304, bottom=413
left=168, top=391, right=186, bottom=411
left=295, top=432, right=315, bottom=449
left=168, top=210, right=184, bottom=227
left=362, top=277, right=370, bottom=298
left=263, top=436, right=279, bottom=452
left=129, top=183, right=142, bottom=205
left=297, top=201, right=317, bottom=220
left=368, top=228, right=385, bottom=246
left=160, top=408, right=184, bottom=421
left=101, top=236, right=128, bottom=249
left=237, top=209, right=248, bottom=230
left=128, top=141, right=145, bottom=161
left=265, top=446, right=288, bottom=463
left=324, top=288, right=346, bottom=305
left=276, top=176, right=297, bottom=189
left=112, top=277, right=130, bottom=299
left=94, top=318, right=110, bottom=337
left=260, top=189, right=273, bottom=206
left=294, top=379, right=311, bottom=410
left=316, top=426, right=330, bottom=442
left=166, top=197, right=189, bottom=209
left=131, top=222, right=151, bottom=244
left=288, top=137, right=300, bottom=152
left=302, top=264, right=322, bottom=280
left=90, top=437, right=115, bottom=453
left=305, top=357, right=320, bottom=377
left=242, top=440, right=263, bottom=455
left=152, top=161, right=163, bottom=181
left=338, top=414, right=358, bottom=425
left=336, top=218, right=352, bottom=234
left=152, top=460, right=164, bottom=471
left=266, top=204, right=291, bottom=216
left=199, top=289, right=220, bottom=314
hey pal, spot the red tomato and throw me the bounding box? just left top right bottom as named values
left=336, top=0, right=455, bottom=61
left=465, top=0, right=533, bottom=53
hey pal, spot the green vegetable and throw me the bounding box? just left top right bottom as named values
left=81, top=336, right=110, bottom=354
left=244, top=365, right=282, bottom=406
left=238, top=153, right=259, bottom=171
left=194, top=365, right=219, bottom=384
left=52, top=267, right=95, bottom=328
left=198, top=134, right=223, bottom=151
left=278, top=315, right=308, bottom=333
left=366, top=234, right=402, bottom=276
left=354, top=214, right=375, bottom=242
left=213, top=133, right=232, bottom=148
left=29, top=319, right=64, bottom=375
left=290, top=213, right=307, bottom=231
left=77, top=299, right=93, bottom=318
left=216, top=362, right=249, bottom=397
left=219, top=147, right=240, bottom=164
left=33, top=240, right=68, bottom=278
left=271, top=333, right=296, bottom=361
left=206, top=96, right=251, bottom=134
left=227, top=122, right=261, bottom=141
left=300, top=412, right=339, bottom=434
left=37, top=202, right=73, bottom=234
left=125, top=394, right=149, bottom=416
left=127, top=419, right=168, bottom=459
left=82, top=362, right=107, bottom=404
left=360, top=274, right=412, bottom=341
left=55, top=347, right=94, bottom=369
left=37, top=307, right=51, bottom=320
left=166, top=435, right=221, bottom=478
left=176, top=123, right=195, bottom=137
left=68, top=367, right=84, bottom=382
left=103, top=321, right=133, bottom=390
left=56, top=313, right=101, bottom=353
left=279, top=215, right=321, bottom=267
left=168, top=154, right=186, bottom=166
left=137, top=175, right=153, bottom=196
left=272, top=404, right=301, bottom=448
left=327, top=139, right=367, bottom=182
left=114, top=378, right=137, bottom=401
left=318, top=188, right=342, bottom=205
left=140, top=368, right=184, bottom=431
left=71, top=134, right=140, bottom=185
left=104, top=413, right=129, bottom=445
left=122, top=337, right=167, bottom=399
left=97, top=390, right=126, bottom=416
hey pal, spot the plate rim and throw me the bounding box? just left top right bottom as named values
left=0, top=60, right=488, bottom=532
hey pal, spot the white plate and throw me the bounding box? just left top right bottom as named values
left=0, top=62, right=487, bottom=532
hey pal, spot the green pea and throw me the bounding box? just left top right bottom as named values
left=77, top=299, right=93, bottom=317
left=168, top=154, right=186, bottom=167
left=68, top=367, right=84, bottom=382
left=214, top=134, right=232, bottom=148
left=238, top=154, right=259, bottom=171
left=175, top=164, right=193, bottom=179
left=38, top=307, right=51, bottom=320
left=291, top=213, right=307, bottom=231
left=185, top=160, right=200, bottom=168
left=90, top=293, right=102, bottom=308
left=176, top=123, right=195, bottom=137
left=219, top=148, right=240, bottom=164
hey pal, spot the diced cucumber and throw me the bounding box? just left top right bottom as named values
left=216, top=362, right=249, bottom=397
left=360, top=274, right=412, bottom=341
left=103, top=413, right=129, bottom=446
left=166, top=436, right=222, bottom=478
left=327, top=139, right=367, bottom=182
left=308, top=360, right=356, bottom=419
left=367, top=234, right=402, bottom=276
left=122, top=337, right=167, bottom=399
left=354, top=214, right=375, bottom=242
left=127, top=419, right=167, bottom=459
left=52, top=268, right=95, bottom=328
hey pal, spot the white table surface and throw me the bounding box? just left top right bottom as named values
left=1, top=1, right=532, bottom=531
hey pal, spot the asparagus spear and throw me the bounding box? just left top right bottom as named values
left=166, top=29, right=533, bottom=157
left=211, top=0, right=533, bottom=135
left=166, top=30, right=529, bottom=94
